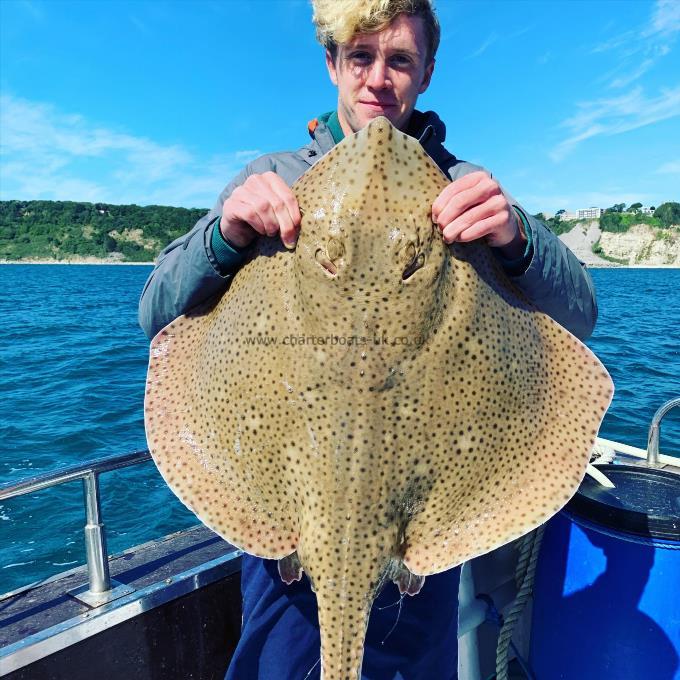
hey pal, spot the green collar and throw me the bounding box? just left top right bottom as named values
left=318, top=110, right=431, bottom=145
left=318, top=110, right=345, bottom=144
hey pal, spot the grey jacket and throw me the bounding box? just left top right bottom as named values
left=139, top=111, right=597, bottom=340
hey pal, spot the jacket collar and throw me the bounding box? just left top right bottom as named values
left=406, top=109, right=446, bottom=150
left=300, top=109, right=448, bottom=166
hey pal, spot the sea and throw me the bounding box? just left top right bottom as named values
left=1, top=264, right=679, bottom=594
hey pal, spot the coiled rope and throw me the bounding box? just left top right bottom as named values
left=495, top=525, right=545, bottom=680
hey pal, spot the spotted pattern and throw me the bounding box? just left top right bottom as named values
left=144, top=117, right=614, bottom=680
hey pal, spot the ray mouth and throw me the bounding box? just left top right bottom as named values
left=314, top=255, right=338, bottom=277
left=317, top=259, right=337, bottom=276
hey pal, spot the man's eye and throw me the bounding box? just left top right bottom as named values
left=390, top=55, right=412, bottom=67
left=348, top=51, right=372, bottom=65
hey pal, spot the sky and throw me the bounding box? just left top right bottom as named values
left=0, top=0, right=678, bottom=214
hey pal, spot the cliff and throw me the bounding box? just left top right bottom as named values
left=598, top=224, right=680, bottom=266
left=557, top=222, right=679, bottom=267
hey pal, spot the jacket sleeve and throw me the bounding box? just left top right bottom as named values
left=138, top=166, right=253, bottom=340
left=508, top=209, right=598, bottom=340
left=446, top=161, right=597, bottom=340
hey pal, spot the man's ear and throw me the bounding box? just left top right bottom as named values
left=418, top=58, right=435, bottom=94
left=325, top=49, right=339, bottom=86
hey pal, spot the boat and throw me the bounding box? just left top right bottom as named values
left=1, top=399, right=678, bottom=680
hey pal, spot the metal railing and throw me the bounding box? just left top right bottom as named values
left=2, top=398, right=677, bottom=603
left=647, top=397, right=680, bottom=467
left=0, top=449, right=152, bottom=606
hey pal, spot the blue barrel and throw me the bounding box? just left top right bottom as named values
left=529, top=465, right=680, bottom=679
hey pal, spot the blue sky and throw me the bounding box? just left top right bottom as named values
left=1, top=0, right=678, bottom=214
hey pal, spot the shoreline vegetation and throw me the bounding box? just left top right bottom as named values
left=1, top=199, right=679, bottom=268
left=2, top=260, right=677, bottom=269
left=0, top=200, right=204, bottom=264
left=0, top=259, right=154, bottom=265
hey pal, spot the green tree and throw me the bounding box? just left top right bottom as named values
left=654, top=202, right=680, bottom=227
left=600, top=212, right=624, bottom=232
left=104, top=235, right=117, bottom=252
left=605, top=203, right=626, bottom=213
left=0, top=199, right=207, bottom=261
left=544, top=216, right=573, bottom=236
left=629, top=202, right=642, bottom=212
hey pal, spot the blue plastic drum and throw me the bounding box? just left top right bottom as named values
left=529, top=465, right=680, bottom=679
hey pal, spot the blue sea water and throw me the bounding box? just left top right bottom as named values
left=0, top=264, right=679, bottom=594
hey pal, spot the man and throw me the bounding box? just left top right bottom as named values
left=139, top=1, right=597, bottom=677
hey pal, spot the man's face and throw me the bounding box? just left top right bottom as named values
left=326, top=14, right=434, bottom=135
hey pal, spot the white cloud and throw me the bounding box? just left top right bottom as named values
left=608, top=59, right=655, bottom=89
left=129, top=14, right=150, bottom=35
left=462, top=24, right=532, bottom=61
left=18, top=0, right=45, bottom=22
left=0, top=93, right=258, bottom=208
left=656, top=159, right=680, bottom=174
left=591, top=30, right=637, bottom=55
left=594, top=0, right=680, bottom=50
left=551, top=86, right=680, bottom=161
left=235, top=150, right=262, bottom=160
left=577, top=2, right=680, bottom=161
left=647, top=0, right=680, bottom=37
left=591, top=1, right=679, bottom=90
left=465, top=32, right=498, bottom=60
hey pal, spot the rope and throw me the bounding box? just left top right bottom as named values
left=495, top=525, right=545, bottom=680
left=513, top=530, right=533, bottom=588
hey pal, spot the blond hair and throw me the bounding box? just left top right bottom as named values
left=312, top=0, right=440, bottom=63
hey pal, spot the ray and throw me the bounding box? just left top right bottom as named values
left=144, top=117, right=613, bottom=679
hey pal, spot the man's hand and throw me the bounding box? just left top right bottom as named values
left=431, top=171, right=526, bottom=259
left=220, top=172, right=301, bottom=249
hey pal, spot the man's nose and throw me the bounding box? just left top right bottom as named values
left=366, top=59, right=390, bottom=89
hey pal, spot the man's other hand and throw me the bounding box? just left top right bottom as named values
left=431, top=171, right=526, bottom=260
left=220, top=172, right=301, bottom=249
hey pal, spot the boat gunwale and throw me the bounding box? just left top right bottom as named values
left=0, top=542, right=242, bottom=674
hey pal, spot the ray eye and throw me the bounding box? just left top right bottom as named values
left=402, top=242, right=416, bottom=263
left=402, top=252, right=424, bottom=281
left=326, top=238, right=344, bottom=261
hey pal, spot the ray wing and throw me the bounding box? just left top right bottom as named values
left=145, top=242, right=305, bottom=558
left=400, top=244, right=613, bottom=574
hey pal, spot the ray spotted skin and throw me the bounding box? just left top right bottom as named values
left=145, top=117, right=613, bottom=680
